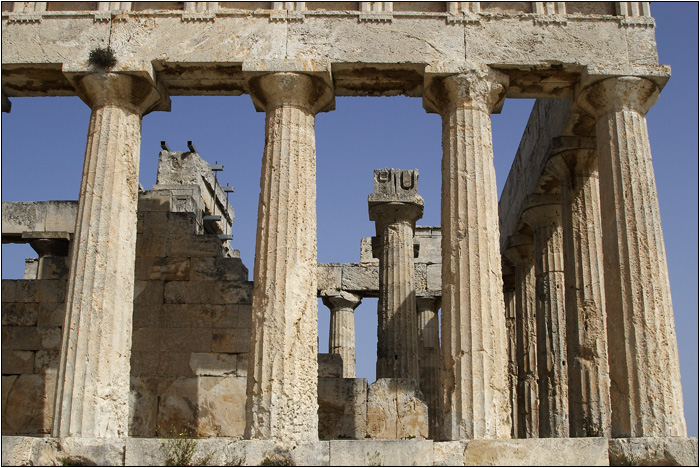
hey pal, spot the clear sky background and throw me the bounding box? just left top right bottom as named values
left=1, top=3, right=697, bottom=436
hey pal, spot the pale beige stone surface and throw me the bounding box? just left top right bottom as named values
left=424, top=66, right=511, bottom=440
left=578, top=76, right=686, bottom=438
left=463, top=437, right=610, bottom=466
left=433, top=441, right=468, bottom=466
left=245, top=71, right=332, bottom=444
left=329, top=439, right=433, bottom=467
left=608, top=437, right=699, bottom=466
left=366, top=378, right=428, bottom=439
left=53, top=72, right=169, bottom=439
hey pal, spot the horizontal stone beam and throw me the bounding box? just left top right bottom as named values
left=1, top=201, right=77, bottom=243
left=317, top=263, right=441, bottom=298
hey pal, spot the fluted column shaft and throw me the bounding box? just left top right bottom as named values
left=322, top=290, right=362, bottom=378
left=549, top=149, right=612, bottom=437
left=424, top=66, right=511, bottom=440
left=578, top=77, right=686, bottom=437
left=375, top=219, right=420, bottom=379
left=504, top=245, right=539, bottom=438
left=523, top=204, right=569, bottom=438
left=502, top=272, right=518, bottom=438
left=245, top=72, right=333, bottom=444
left=53, top=73, right=168, bottom=438
left=416, top=296, right=442, bottom=440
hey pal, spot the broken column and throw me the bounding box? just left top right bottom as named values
left=503, top=238, right=539, bottom=439
left=522, top=200, right=569, bottom=438
left=547, top=139, right=612, bottom=438
left=366, top=168, right=428, bottom=440
left=423, top=64, right=511, bottom=440
left=321, top=289, right=362, bottom=378
left=244, top=71, right=334, bottom=443
left=416, top=295, right=442, bottom=440
left=577, top=75, right=687, bottom=437
left=369, top=168, right=424, bottom=380
left=53, top=71, right=169, bottom=438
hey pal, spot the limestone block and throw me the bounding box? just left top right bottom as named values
left=236, top=353, right=249, bottom=377
left=161, top=328, right=212, bottom=353
left=132, top=303, right=160, bottom=328
left=463, top=438, right=609, bottom=466
left=426, top=263, right=442, bottom=291
left=129, top=376, right=159, bottom=437
left=212, top=329, right=249, bottom=354
left=414, top=263, right=427, bottom=290
left=34, top=280, right=66, bottom=303
left=135, top=233, right=170, bottom=258
left=159, top=304, right=212, bottom=328
left=366, top=378, right=428, bottom=439
left=210, top=304, right=239, bottom=328
left=189, top=352, right=237, bottom=376
left=36, top=302, right=66, bottom=327
left=163, top=280, right=253, bottom=304
left=2, top=302, right=39, bottom=326
left=318, top=377, right=367, bottom=440
left=190, top=257, right=249, bottom=282
left=317, top=263, right=342, bottom=291
left=608, top=437, right=699, bottom=466
left=1, top=436, right=59, bottom=467
left=1, top=350, right=35, bottom=374
left=131, top=328, right=161, bottom=353
left=1, top=281, right=17, bottom=303
left=37, top=326, right=61, bottom=350
left=329, top=440, right=433, bottom=466
left=2, top=326, right=41, bottom=350
left=341, top=264, right=379, bottom=292
left=133, top=280, right=164, bottom=305
left=2, top=374, right=54, bottom=435
left=54, top=437, right=126, bottom=466
left=157, top=376, right=246, bottom=437
left=433, top=441, right=468, bottom=466
left=237, top=304, right=252, bottom=328
left=11, top=281, right=38, bottom=303
left=130, top=351, right=159, bottom=376
left=2, top=375, right=18, bottom=410
left=318, top=353, right=343, bottom=378
left=167, top=235, right=223, bottom=258
left=157, top=352, right=193, bottom=377
left=147, top=257, right=191, bottom=281
left=34, top=350, right=60, bottom=373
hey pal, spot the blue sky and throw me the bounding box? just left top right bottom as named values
left=1, top=3, right=697, bottom=436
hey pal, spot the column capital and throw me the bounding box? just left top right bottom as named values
left=64, top=71, right=170, bottom=115
left=247, top=72, right=335, bottom=114
left=576, top=76, right=659, bottom=118
left=416, top=295, right=441, bottom=313
left=503, top=240, right=534, bottom=267
left=368, top=168, right=424, bottom=227
left=522, top=199, right=561, bottom=229
left=423, top=63, right=508, bottom=115
left=546, top=144, right=597, bottom=182
left=321, top=289, right=362, bottom=311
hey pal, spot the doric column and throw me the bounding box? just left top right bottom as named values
left=53, top=71, right=169, bottom=438
left=416, top=295, right=442, bottom=440
left=245, top=71, right=334, bottom=443
left=423, top=64, right=511, bottom=440
left=547, top=141, right=612, bottom=438
left=369, top=168, right=424, bottom=380
left=502, top=266, right=518, bottom=438
left=522, top=202, right=569, bottom=438
left=26, top=234, right=71, bottom=280
left=503, top=240, right=539, bottom=439
left=321, top=290, right=362, bottom=378
left=577, top=76, right=687, bottom=437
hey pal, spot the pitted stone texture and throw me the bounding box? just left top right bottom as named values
left=366, top=378, right=428, bottom=439
left=608, top=437, right=699, bottom=466
left=433, top=441, right=468, bottom=466
left=329, top=439, right=433, bottom=467
left=522, top=203, right=569, bottom=438
left=321, top=290, right=361, bottom=378
left=318, top=377, right=367, bottom=440
left=53, top=72, right=168, bottom=439
left=245, top=72, right=332, bottom=444
left=548, top=148, right=612, bottom=438
left=424, top=66, right=511, bottom=440
left=463, top=437, right=609, bottom=466
left=416, top=296, right=442, bottom=441
left=318, top=353, right=343, bottom=378
left=578, top=76, right=686, bottom=438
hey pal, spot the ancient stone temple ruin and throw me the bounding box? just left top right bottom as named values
left=1, top=1, right=697, bottom=466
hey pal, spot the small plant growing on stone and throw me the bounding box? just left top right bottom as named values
left=367, top=451, right=383, bottom=467
left=161, top=427, right=213, bottom=466
left=88, top=46, right=117, bottom=69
